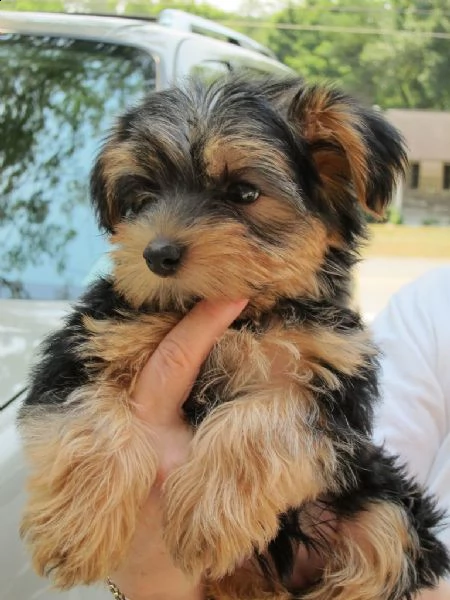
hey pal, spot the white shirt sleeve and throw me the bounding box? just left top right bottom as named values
left=371, top=266, right=450, bottom=553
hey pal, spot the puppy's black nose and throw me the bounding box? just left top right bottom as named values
left=143, top=239, right=184, bottom=277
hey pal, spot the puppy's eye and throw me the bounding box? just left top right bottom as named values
left=227, top=183, right=260, bottom=204
left=124, top=197, right=153, bottom=218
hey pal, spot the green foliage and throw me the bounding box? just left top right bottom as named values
left=0, top=0, right=229, bottom=19
left=264, top=0, right=450, bottom=109
left=2, top=0, right=66, bottom=11
left=387, top=207, right=404, bottom=225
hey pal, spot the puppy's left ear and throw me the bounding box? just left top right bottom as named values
left=288, top=85, right=407, bottom=217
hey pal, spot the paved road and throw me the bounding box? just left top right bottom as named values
left=356, top=257, right=450, bottom=321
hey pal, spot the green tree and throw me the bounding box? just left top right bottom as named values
left=361, top=0, right=450, bottom=109
left=266, top=0, right=450, bottom=109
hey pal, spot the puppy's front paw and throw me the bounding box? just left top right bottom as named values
left=19, top=391, right=158, bottom=588
left=163, top=395, right=332, bottom=580
left=163, top=451, right=280, bottom=580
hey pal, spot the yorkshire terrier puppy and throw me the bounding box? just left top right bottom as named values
left=19, top=75, right=449, bottom=600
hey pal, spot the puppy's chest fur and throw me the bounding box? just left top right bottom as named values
left=79, top=291, right=377, bottom=437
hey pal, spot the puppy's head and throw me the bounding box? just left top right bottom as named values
left=91, top=75, right=406, bottom=312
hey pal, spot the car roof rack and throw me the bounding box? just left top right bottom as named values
left=16, top=5, right=276, bottom=59
left=157, top=9, right=276, bottom=60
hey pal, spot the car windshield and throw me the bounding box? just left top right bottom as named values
left=0, top=34, right=156, bottom=300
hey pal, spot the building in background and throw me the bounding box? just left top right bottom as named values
left=386, top=109, right=450, bottom=225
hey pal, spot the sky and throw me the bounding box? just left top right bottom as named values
left=195, top=0, right=281, bottom=15
left=201, top=0, right=242, bottom=11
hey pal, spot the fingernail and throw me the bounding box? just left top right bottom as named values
left=223, top=298, right=249, bottom=315
left=200, top=298, right=248, bottom=318
left=230, top=299, right=249, bottom=310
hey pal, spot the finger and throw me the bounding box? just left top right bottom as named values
left=135, top=299, right=248, bottom=425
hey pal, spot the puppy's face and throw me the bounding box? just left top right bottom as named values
left=91, top=77, right=406, bottom=311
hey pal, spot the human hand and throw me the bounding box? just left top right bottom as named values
left=414, top=580, right=450, bottom=599
left=110, top=299, right=248, bottom=600
left=109, top=297, right=444, bottom=600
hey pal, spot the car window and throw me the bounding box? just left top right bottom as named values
left=0, top=35, right=156, bottom=300
left=190, top=59, right=231, bottom=84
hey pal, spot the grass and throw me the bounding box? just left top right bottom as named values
left=363, top=225, right=450, bottom=258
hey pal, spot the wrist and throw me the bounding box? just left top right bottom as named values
left=107, top=575, right=205, bottom=600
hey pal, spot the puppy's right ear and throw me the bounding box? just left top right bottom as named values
left=90, top=149, right=112, bottom=233
left=90, top=139, right=135, bottom=233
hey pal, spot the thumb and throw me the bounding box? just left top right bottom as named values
left=134, top=299, right=248, bottom=426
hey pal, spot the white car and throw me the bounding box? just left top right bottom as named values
left=0, top=10, right=292, bottom=598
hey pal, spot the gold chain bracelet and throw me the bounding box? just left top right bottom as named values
left=106, top=577, right=128, bottom=600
